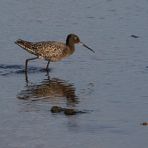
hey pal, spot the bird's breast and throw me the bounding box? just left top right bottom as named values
left=44, top=46, right=75, bottom=62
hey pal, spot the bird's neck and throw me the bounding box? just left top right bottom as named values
left=66, top=41, right=75, bottom=54
left=68, top=45, right=75, bottom=55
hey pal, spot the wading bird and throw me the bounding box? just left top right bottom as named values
left=15, top=34, right=95, bottom=73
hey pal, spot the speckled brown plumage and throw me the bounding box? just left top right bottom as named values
left=15, top=40, right=74, bottom=62
left=15, top=34, right=94, bottom=73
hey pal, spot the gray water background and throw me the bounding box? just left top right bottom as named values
left=0, top=0, right=148, bottom=148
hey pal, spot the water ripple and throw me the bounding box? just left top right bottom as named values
left=0, top=64, right=49, bottom=76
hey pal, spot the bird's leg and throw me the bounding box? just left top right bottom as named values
left=25, top=71, right=29, bottom=83
left=45, top=61, right=50, bottom=71
left=45, top=61, right=50, bottom=77
left=25, top=57, right=38, bottom=72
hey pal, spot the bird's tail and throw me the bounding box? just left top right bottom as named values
left=15, top=39, right=35, bottom=54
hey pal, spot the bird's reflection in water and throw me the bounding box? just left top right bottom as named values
left=17, top=77, right=79, bottom=106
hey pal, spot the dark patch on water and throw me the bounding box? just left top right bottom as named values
left=0, top=64, right=23, bottom=69
left=130, top=35, right=139, bottom=38
left=0, top=64, right=51, bottom=76
left=50, top=105, right=89, bottom=115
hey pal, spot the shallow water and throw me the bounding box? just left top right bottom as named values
left=0, top=0, right=148, bottom=148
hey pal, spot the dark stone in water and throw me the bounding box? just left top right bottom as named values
left=141, top=122, right=148, bottom=126
left=64, top=109, right=77, bottom=115
left=131, top=35, right=139, bottom=38
left=50, top=106, right=87, bottom=115
left=50, top=106, right=63, bottom=113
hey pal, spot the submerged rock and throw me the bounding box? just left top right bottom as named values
left=50, top=106, right=63, bottom=113
left=64, top=109, right=77, bottom=115
left=130, top=35, right=139, bottom=38
left=141, top=122, right=148, bottom=126
left=50, top=106, right=87, bottom=115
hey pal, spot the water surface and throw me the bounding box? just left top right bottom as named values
left=0, top=0, right=148, bottom=148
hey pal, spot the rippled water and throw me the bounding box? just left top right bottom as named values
left=0, top=0, right=148, bottom=148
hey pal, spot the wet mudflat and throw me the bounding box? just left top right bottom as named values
left=0, top=0, right=148, bottom=148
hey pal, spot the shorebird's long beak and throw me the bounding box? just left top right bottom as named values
left=80, top=42, right=95, bottom=53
